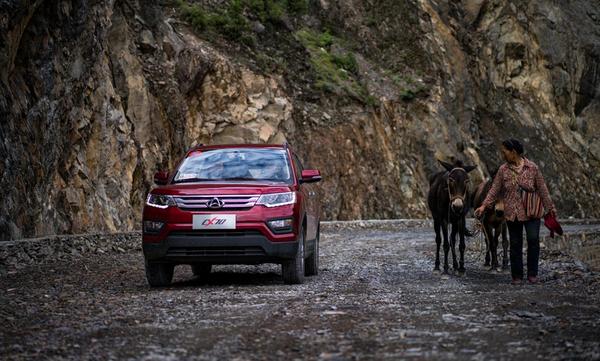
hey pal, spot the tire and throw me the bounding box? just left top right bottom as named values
left=145, top=261, right=174, bottom=287
left=305, top=224, right=319, bottom=276
left=191, top=264, right=212, bottom=277
left=282, top=227, right=305, bottom=284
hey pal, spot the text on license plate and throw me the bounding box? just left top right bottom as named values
left=193, top=214, right=236, bottom=230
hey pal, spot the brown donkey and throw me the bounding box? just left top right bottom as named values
left=473, top=169, right=508, bottom=272
left=428, top=160, right=477, bottom=275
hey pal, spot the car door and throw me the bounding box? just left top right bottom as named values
left=293, top=153, right=317, bottom=241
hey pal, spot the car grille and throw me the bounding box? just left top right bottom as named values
left=168, top=230, right=262, bottom=238
left=166, top=246, right=266, bottom=257
left=173, top=195, right=260, bottom=211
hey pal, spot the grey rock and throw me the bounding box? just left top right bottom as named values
left=252, top=21, right=265, bottom=34
left=138, top=29, right=157, bottom=53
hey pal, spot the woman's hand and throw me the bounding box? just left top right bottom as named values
left=474, top=206, right=486, bottom=218
left=548, top=209, right=557, bottom=218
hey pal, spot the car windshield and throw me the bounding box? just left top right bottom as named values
left=173, top=148, right=293, bottom=183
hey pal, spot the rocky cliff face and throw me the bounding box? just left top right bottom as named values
left=1, top=0, right=599, bottom=240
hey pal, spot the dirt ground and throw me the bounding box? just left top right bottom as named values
left=1, top=224, right=599, bottom=360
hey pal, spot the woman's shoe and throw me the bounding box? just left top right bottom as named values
left=527, top=276, right=539, bottom=284
left=511, top=277, right=523, bottom=285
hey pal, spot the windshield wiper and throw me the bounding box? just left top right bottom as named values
left=220, top=177, right=257, bottom=181
left=173, top=178, right=212, bottom=184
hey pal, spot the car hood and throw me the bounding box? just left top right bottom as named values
left=152, top=182, right=294, bottom=196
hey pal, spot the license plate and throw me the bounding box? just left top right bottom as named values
left=193, top=214, right=236, bottom=230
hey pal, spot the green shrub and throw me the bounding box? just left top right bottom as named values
left=240, top=34, right=257, bottom=47
left=177, top=0, right=208, bottom=32
left=286, top=0, right=309, bottom=14
left=246, top=0, right=265, bottom=14
left=178, top=0, right=249, bottom=40
left=332, top=53, right=358, bottom=75
left=177, top=0, right=307, bottom=42
left=222, top=0, right=248, bottom=39
left=266, top=0, right=285, bottom=22
left=296, top=29, right=335, bottom=49
left=315, top=80, right=336, bottom=93
left=317, top=31, right=334, bottom=48
left=296, top=28, right=367, bottom=99
left=245, top=0, right=283, bottom=23
left=364, top=94, right=380, bottom=107
left=399, top=89, right=416, bottom=101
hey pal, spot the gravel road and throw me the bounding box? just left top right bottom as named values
left=1, top=224, right=599, bottom=360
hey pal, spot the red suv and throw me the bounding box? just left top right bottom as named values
left=142, top=144, right=322, bottom=286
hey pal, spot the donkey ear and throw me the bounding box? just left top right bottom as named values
left=438, top=160, right=454, bottom=172
left=464, top=165, right=477, bottom=173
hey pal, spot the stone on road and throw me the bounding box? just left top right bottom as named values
left=1, top=225, right=599, bottom=360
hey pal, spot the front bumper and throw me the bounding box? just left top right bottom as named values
left=143, top=229, right=299, bottom=264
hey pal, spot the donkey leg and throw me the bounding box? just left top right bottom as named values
left=458, top=219, right=466, bottom=274
left=484, top=223, right=494, bottom=269
left=434, top=218, right=442, bottom=272
left=491, top=226, right=500, bottom=272
left=442, top=220, right=450, bottom=274
left=484, top=219, right=491, bottom=266
left=501, top=222, right=509, bottom=270
left=450, top=222, right=459, bottom=272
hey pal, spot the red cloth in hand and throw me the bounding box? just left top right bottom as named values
left=544, top=213, right=563, bottom=238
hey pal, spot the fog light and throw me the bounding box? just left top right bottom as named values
left=267, top=218, right=293, bottom=233
left=144, top=220, right=164, bottom=233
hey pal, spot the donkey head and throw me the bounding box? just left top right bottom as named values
left=439, top=160, right=477, bottom=214
left=494, top=198, right=505, bottom=218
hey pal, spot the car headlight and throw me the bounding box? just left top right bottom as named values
left=257, top=192, right=296, bottom=208
left=146, top=194, right=176, bottom=209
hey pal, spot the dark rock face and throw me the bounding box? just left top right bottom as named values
left=1, top=0, right=599, bottom=240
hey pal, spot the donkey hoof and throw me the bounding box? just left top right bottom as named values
left=496, top=267, right=503, bottom=273
left=441, top=274, right=450, bottom=280
left=488, top=267, right=496, bottom=273
left=484, top=262, right=490, bottom=267
left=457, top=269, right=466, bottom=277
left=433, top=269, right=441, bottom=275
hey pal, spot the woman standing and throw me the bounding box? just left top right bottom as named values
left=475, top=139, right=557, bottom=284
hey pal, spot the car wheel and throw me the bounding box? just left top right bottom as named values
left=305, top=224, right=319, bottom=276
left=145, top=261, right=174, bottom=287
left=282, top=227, right=305, bottom=284
left=191, top=264, right=212, bottom=277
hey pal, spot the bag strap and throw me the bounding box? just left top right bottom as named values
left=509, top=165, right=535, bottom=193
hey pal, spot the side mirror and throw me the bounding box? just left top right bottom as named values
left=300, top=169, right=322, bottom=184
left=154, top=171, right=169, bottom=186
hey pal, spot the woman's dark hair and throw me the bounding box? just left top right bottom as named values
left=502, top=138, right=524, bottom=155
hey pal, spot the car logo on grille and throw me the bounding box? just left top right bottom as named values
left=207, top=197, right=225, bottom=209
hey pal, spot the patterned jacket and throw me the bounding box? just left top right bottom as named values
left=482, top=158, right=556, bottom=222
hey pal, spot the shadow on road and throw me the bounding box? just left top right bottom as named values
left=144, top=267, right=290, bottom=290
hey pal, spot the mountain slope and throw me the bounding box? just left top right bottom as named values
left=1, top=0, right=599, bottom=240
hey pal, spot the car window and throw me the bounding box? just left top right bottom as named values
left=292, top=153, right=305, bottom=180
left=173, top=148, right=293, bottom=183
